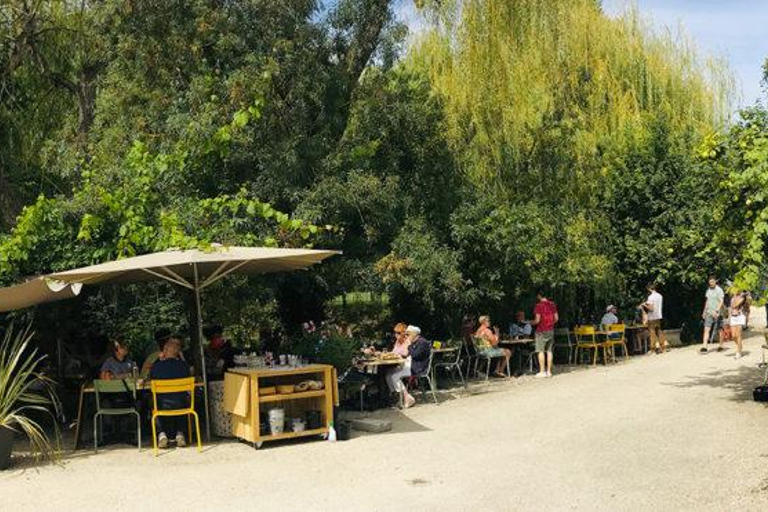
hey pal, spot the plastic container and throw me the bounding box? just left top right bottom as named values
left=305, top=410, right=322, bottom=430
left=268, top=408, right=285, bottom=436
left=291, top=418, right=306, bottom=432
left=336, top=421, right=351, bottom=441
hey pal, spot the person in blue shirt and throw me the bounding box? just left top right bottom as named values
left=99, top=340, right=134, bottom=380
left=150, top=334, right=191, bottom=449
left=509, top=310, right=533, bottom=339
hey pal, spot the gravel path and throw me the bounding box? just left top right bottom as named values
left=3, top=330, right=768, bottom=511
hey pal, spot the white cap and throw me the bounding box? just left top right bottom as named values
left=606, top=305, right=616, bottom=312
left=405, top=325, right=421, bottom=335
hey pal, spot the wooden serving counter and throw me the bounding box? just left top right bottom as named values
left=223, top=365, right=338, bottom=448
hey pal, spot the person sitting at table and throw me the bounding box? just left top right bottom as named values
left=99, top=340, right=134, bottom=380
left=600, top=305, right=619, bottom=328
left=474, top=315, right=511, bottom=378
left=150, top=334, right=191, bottom=449
left=391, top=322, right=410, bottom=357
left=141, top=328, right=172, bottom=379
left=204, top=325, right=239, bottom=380
left=384, top=325, right=432, bottom=409
left=509, top=310, right=532, bottom=339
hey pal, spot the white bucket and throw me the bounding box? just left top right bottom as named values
left=268, top=408, right=285, bottom=435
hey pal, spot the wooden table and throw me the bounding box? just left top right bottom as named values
left=72, top=379, right=205, bottom=451
left=359, top=357, right=404, bottom=374
left=499, top=338, right=535, bottom=347
left=223, top=365, right=338, bottom=449
left=431, top=347, right=458, bottom=354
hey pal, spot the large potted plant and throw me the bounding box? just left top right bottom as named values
left=0, top=322, right=60, bottom=470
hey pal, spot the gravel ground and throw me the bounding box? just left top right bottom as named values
left=3, top=327, right=768, bottom=511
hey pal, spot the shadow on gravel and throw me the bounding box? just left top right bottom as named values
left=662, top=364, right=766, bottom=403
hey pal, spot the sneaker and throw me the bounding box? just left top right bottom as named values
left=175, top=433, right=186, bottom=448
left=535, top=372, right=548, bottom=379
left=545, top=371, right=552, bottom=378
left=716, top=347, right=724, bottom=352
left=158, top=432, right=168, bottom=449
left=699, top=347, right=708, bottom=354
left=735, top=353, right=743, bottom=360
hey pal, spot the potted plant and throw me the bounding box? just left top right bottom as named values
left=0, top=322, right=61, bottom=470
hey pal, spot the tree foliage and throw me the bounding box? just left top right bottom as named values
left=1, top=0, right=759, bottom=345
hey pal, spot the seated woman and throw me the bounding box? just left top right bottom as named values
left=99, top=340, right=134, bottom=380
left=150, top=334, right=191, bottom=449
left=384, top=325, right=431, bottom=409
left=390, top=322, right=409, bottom=357
left=474, top=315, right=511, bottom=378
left=204, top=325, right=239, bottom=380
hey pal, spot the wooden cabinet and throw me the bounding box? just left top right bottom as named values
left=223, top=365, right=338, bottom=448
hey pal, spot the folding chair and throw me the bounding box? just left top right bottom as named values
left=604, top=324, right=629, bottom=362
left=553, top=328, right=574, bottom=365
left=150, top=377, right=202, bottom=456
left=574, top=326, right=607, bottom=365
left=93, top=379, right=141, bottom=452
left=432, top=343, right=467, bottom=388
left=471, top=337, right=511, bottom=381
left=407, top=350, right=438, bottom=404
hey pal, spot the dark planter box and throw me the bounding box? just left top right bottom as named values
left=0, top=426, right=13, bottom=470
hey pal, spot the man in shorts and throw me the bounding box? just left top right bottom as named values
left=643, top=283, right=667, bottom=353
left=700, top=276, right=724, bottom=353
left=531, top=291, right=558, bottom=378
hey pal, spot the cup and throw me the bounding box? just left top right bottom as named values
left=279, top=354, right=287, bottom=366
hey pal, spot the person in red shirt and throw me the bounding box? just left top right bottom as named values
left=531, top=291, right=559, bottom=378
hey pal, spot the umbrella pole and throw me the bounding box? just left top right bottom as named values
left=193, top=263, right=211, bottom=441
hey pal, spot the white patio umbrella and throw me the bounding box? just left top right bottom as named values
left=0, top=277, right=82, bottom=313
left=0, top=246, right=340, bottom=439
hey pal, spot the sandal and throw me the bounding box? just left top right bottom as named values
left=494, top=371, right=507, bottom=378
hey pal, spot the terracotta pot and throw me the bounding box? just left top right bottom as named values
left=0, top=425, right=13, bottom=470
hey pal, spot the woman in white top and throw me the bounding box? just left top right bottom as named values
left=729, top=290, right=749, bottom=359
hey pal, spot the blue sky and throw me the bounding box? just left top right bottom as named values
left=394, top=0, right=767, bottom=109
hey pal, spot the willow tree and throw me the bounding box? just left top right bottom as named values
left=411, top=0, right=731, bottom=190
left=403, top=0, right=735, bottom=320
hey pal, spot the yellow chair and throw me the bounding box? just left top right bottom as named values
left=574, top=326, right=607, bottom=365
left=150, top=377, right=202, bottom=456
left=604, top=324, right=629, bottom=362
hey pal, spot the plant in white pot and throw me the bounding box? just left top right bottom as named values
left=0, top=322, right=61, bottom=470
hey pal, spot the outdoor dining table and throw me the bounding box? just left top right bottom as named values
left=359, top=356, right=404, bottom=374
left=498, top=338, right=536, bottom=373
left=72, top=379, right=205, bottom=450
left=624, top=324, right=649, bottom=354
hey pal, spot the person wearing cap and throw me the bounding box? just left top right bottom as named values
left=600, top=305, right=619, bottom=328
left=384, top=325, right=431, bottom=408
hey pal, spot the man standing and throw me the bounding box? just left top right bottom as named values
left=643, top=284, right=667, bottom=354
left=531, top=291, right=558, bottom=378
left=700, top=276, right=724, bottom=354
